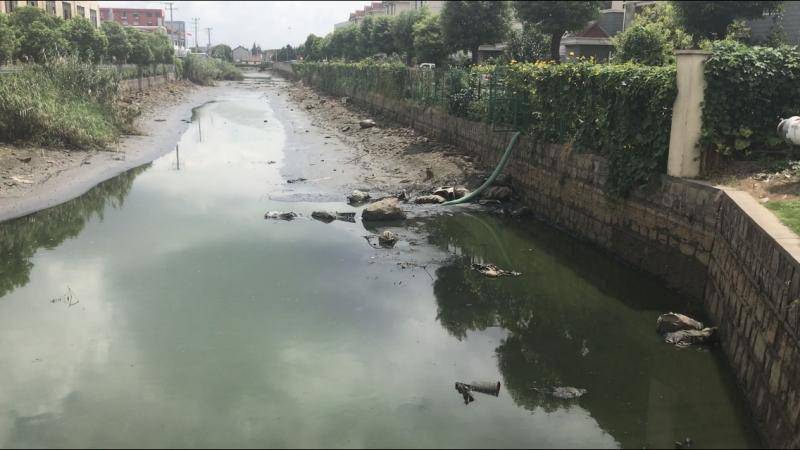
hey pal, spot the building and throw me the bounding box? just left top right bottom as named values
left=165, top=20, right=186, bottom=48
left=747, top=1, right=800, bottom=45
left=560, top=1, right=628, bottom=62
left=100, top=7, right=164, bottom=28
left=232, top=45, right=250, bottom=63
left=0, top=1, right=100, bottom=26
left=382, top=0, right=444, bottom=16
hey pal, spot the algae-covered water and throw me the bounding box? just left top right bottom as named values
left=0, top=78, right=760, bottom=448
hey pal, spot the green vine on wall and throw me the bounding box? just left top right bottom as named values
left=702, top=40, right=800, bottom=156
left=295, top=60, right=676, bottom=196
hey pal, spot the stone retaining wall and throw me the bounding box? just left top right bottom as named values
left=276, top=65, right=800, bottom=448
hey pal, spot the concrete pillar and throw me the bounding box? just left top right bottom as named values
left=667, top=50, right=711, bottom=178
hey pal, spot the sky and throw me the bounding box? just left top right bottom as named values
left=98, top=1, right=373, bottom=49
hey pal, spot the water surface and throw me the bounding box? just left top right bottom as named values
left=0, top=77, right=760, bottom=449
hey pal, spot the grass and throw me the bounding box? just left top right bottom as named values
left=0, top=59, right=126, bottom=149
left=764, top=199, right=800, bottom=235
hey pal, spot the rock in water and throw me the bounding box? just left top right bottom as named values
left=413, top=194, right=446, bottom=204
left=656, top=313, right=704, bottom=334
left=362, top=198, right=406, bottom=221
left=481, top=186, right=513, bottom=201
left=359, top=119, right=376, bottom=129
left=664, top=327, right=718, bottom=347
left=347, top=190, right=371, bottom=205
left=264, top=211, right=297, bottom=221
left=378, top=230, right=398, bottom=247
left=311, top=211, right=336, bottom=223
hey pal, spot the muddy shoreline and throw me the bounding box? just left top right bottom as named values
left=0, top=82, right=219, bottom=223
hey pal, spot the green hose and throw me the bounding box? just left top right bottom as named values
left=442, top=131, right=521, bottom=206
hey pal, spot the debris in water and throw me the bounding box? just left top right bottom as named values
left=413, top=194, right=446, bottom=204
left=532, top=386, right=587, bottom=400
left=264, top=211, right=298, bottom=221
left=10, top=175, right=33, bottom=184
left=472, top=263, right=521, bottom=278
left=359, top=119, right=376, bottom=129
left=311, top=211, right=355, bottom=223
left=286, top=177, right=307, bottom=184
left=675, top=437, right=694, bottom=449
left=433, top=186, right=468, bottom=201
left=341, top=126, right=351, bottom=132
left=50, top=286, right=80, bottom=307
left=664, top=327, right=718, bottom=348
left=455, top=381, right=501, bottom=405
left=17, top=157, right=32, bottom=163
left=656, top=313, right=703, bottom=334
left=378, top=230, right=398, bottom=247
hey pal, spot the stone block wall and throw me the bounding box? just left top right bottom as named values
left=118, top=73, right=175, bottom=94
left=278, top=66, right=800, bottom=448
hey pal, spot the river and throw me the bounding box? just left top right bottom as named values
left=0, top=74, right=760, bottom=449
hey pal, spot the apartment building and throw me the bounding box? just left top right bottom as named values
left=0, top=0, right=100, bottom=26
left=100, top=7, right=164, bottom=28
left=165, top=20, right=186, bottom=48
left=382, top=0, right=444, bottom=16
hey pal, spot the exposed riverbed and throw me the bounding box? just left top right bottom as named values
left=0, top=73, right=761, bottom=448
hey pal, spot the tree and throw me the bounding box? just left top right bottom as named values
left=612, top=23, right=671, bottom=65
left=371, top=16, right=395, bottom=55
left=441, top=1, right=511, bottom=64
left=209, top=44, right=233, bottom=62
left=126, top=29, right=152, bottom=66
left=303, top=34, right=325, bottom=61
left=413, top=14, right=448, bottom=65
left=513, top=1, right=601, bottom=63
left=391, top=8, right=427, bottom=65
left=147, top=32, right=173, bottom=64
left=61, top=17, right=107, bottom=62
left=327, top=24, right=362, bottom=60
left=630, top=3, right=692, bottom=51
left=672, top=1, right=783, bottom=41
left=0, top=14, right=17, bottom=64
left=102, top=21, right=131, bottom=64
left=9, top=6, right=67, bottom=62
left=505, top=25, right=549, bottom=63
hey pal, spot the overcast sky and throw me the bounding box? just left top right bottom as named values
left=99, top=1, right=372, bottom=49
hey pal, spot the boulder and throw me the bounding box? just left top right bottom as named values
left=481, top=186, right=513, bottom=201
left=347, top=190, right=371, bottom=205
left=664, top=327, right=718, bottom=347
left=378, top=230, right=398, bottom=247
left=414, top=194, right=446, bottom=204
left=359, top=119, right=376, bottom=129
left=311, top=211, right=336, bottom=223
left=656, top=313, right=703, bottom=334
left=362, top=198, right=406, bottom=221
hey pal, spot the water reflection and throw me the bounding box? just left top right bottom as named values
left=0, top=165, right=149, bottom=299
left=422, top=213, right=761, bottom=449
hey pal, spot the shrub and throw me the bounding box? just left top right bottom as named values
left=183, top=54, right=243, bottom=85
left=702, top=40, right=800, bottom=156
left=612, top=23, right=672, bottom=66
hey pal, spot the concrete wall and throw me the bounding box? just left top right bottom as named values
left=118, top=72, right=175, bottom=94
left=277, top=64, right=800, bottom=448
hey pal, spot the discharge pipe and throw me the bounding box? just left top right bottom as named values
left=442, top=131, right=522, bottom=206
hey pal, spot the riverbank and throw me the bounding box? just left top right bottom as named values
left=0, top=80, right=218, bottom=222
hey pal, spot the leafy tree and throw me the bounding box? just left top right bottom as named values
left=612, top=23, right=671, bottom=65
left=147, top=32, right=173, bottom=64
left=441, top=1, right=511, bottom=64
left=371, top=16, right=396, bottom=55
left=327, top=24, right=362, bottom=60
left=101, top=21, right=131, bottom=64
left=125, top=29, right=153, bottom=66
left=505, top=25, right=549, bottom=62
left=672, top=1, right=783, bottom=41
left=413, top=14, right=448, bottom=65
left=725, top=19, right=752, bottom=43
left=209, top=44, right=233, bottom=62
left=358, top=15, right=377, bottom=56
left=61, top=17, right=107, bottom=62
left=391, top=8, right=427, bottom=65
left=10, top=6, right=67, bottom=62
left=303, top=34, right=325, bottom=61
left=0, top=14, right=17, bottom=64
left=513, top=1, right=601, bottom=63
left=629, top=3, right=692, bottom=51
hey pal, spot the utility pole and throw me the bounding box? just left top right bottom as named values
left=204, top=27, right=212, bottom=52
left=162, top=2, right=177, bottom=46
left=191, top=18, right=200, bottom=52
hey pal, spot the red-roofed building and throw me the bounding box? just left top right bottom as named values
left=100, top=7, right=164, bottom=29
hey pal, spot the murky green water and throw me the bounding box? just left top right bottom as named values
left=0, top=78, right=760, bottom=448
